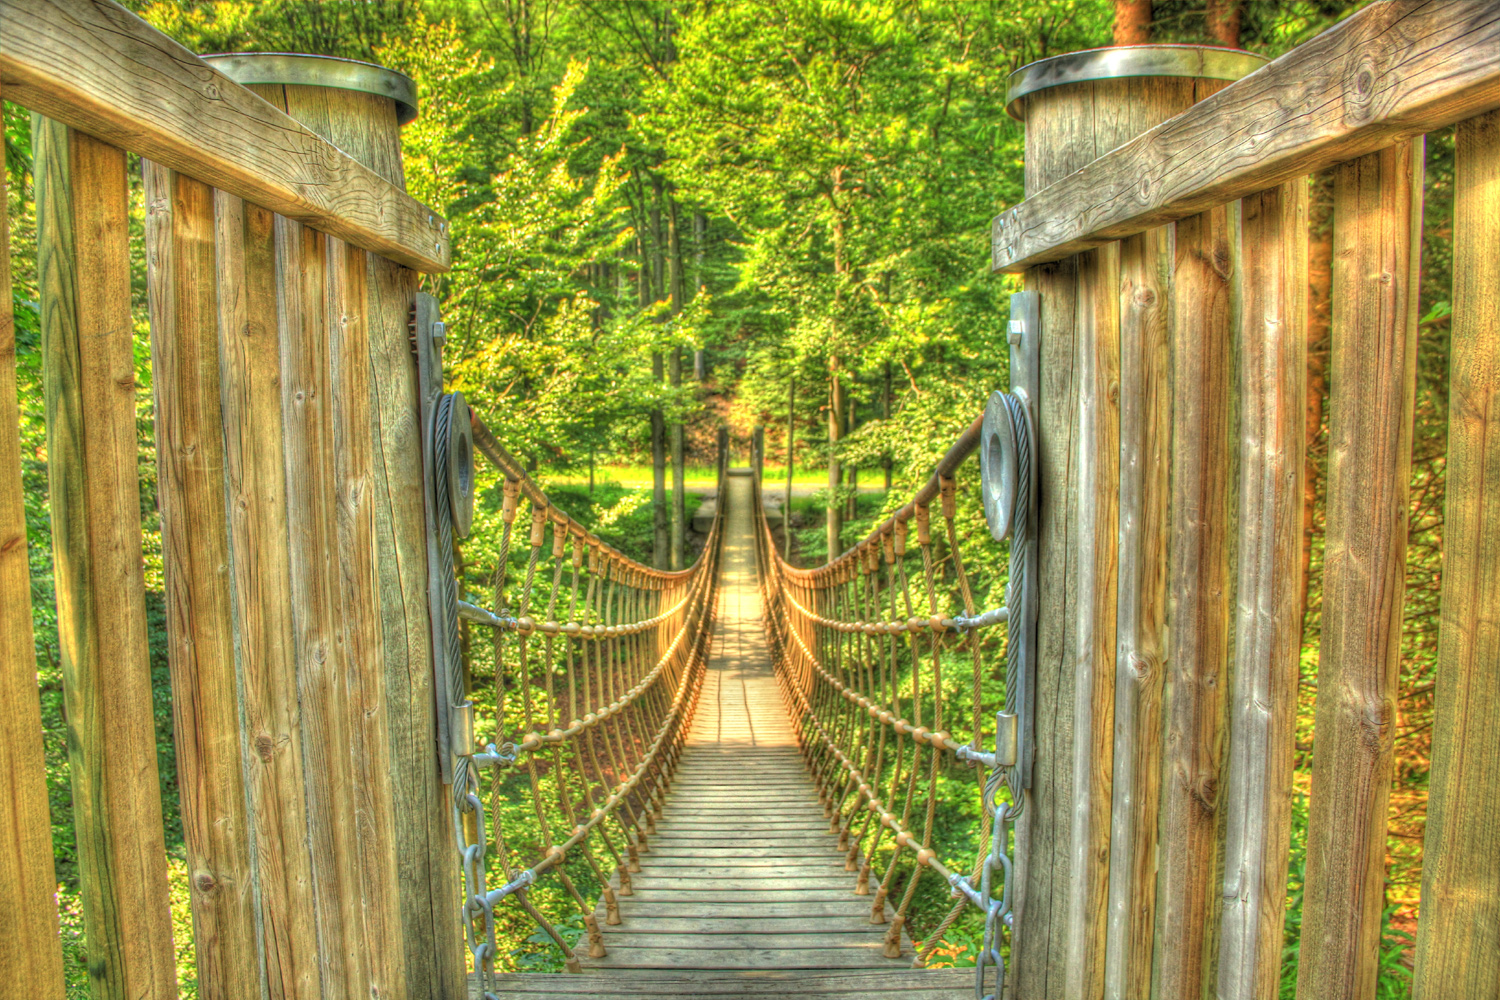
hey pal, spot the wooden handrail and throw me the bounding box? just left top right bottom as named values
left=0, top=0, right=451, bottom=273
left=991, top=0, right=1500, bottom=273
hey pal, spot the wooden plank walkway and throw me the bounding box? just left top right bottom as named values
left=585, top=470, right=910, bottom=972
left=488, top=472, right=970, bottom=997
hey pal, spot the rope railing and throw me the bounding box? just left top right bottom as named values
left=752, top=405, right=1030, bottom=998
left=437, top=405, right=726, bottom=996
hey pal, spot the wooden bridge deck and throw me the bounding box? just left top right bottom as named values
left=488, top=472, right=974, bottom=997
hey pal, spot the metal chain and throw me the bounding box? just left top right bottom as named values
left=433, top=393, right=499, bottom=1000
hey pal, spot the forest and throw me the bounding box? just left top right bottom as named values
left=2, top=0, right=1455, bottom=996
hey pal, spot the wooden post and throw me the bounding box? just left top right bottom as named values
left=34, top=116, right=178, bottom=999
left=1003, top=46, right=1265, bottom=1000
left=201, top=53, right=463, bottom=999
left=0, top=85, right=67, bottom=1000
left=1413, top=108, right=1500, bottom=1000
left=1296, top=138, right=1423, bottom=1000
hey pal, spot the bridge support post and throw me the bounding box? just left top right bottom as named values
left=150, top=53, right=463, bottom=1000
left=1001, top=46, right=1264, bottom=1000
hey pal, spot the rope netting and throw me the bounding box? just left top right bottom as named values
left=753, top=412, right=1024, bottom=987
left=451, top=416, right=725, bottom=991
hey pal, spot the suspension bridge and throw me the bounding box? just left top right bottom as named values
left=5, top=4, right=1500, bottom=1000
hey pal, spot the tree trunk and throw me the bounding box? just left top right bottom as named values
left=693, top=211, right=707, bottom=380
left=652, top=353, right=668, bottom=571
left=882, top=361, right=893, bottom=489
left=668, top=195, right=686, bottom=570
left=786, top=376, right=796, bottom=558
left=1113, top=0, right=1151, bottom=44
left=845, top=393, right=857, bottom=521
left=1205, top=0, right=1243, bottom=48
left=827, top=368, right=843, bottom=560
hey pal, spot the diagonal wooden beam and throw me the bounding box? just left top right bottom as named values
left=992, top=0, right=1500, bottom=273
left=0, top=0, right=451, bottom=273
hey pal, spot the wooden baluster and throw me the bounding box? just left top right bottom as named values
left=214, top=189, right=324, bottom=999
left=143, top=162, right=260, bottom=997
left=1156, top=204, right=1235, bottom=1000
left=35, top=117, right=178, bottom=999
left=1297, top=139, right=1423, bottom=1000
left=1413, top=109, right=1500, bottom=999
left=0, top=85, right=67, bottom=1000
left=1217, top=180, right=1309, bottom=1000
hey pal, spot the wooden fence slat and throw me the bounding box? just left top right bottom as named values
left=276, top=216, right=373, bottom=997
left=0, top=0, right=450, bottom=273
left=1156, top=206, right=1233, bottom=1000
left=1412, top=109, right=1500, bottom=999
left=993, top=0, right=1500, bottom=273
left=214, top=191, right=322, bottom=999
left=327, top=236, right=408, bottom=997
left=143, top=163, right=261, bottom=998
left=1217, top=181, right=1309, bottom=1000
left=1296, top=139, right=1422, bottom=1000
left=1104, top=225, right=1170, bottom=1000
left=0, top=85, right=67, bottom=1000
left=35, top=117, right=178, bottom=999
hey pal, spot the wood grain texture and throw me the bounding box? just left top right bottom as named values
left=143, top=162, right=260, bottom=999
left=0, top=85, right=67, bottom=1000
left=0, top=0, right=449, bottom=272
left=1156, top=206, right=1233, bottom=1000
left=276, top=216, right=368, bottom=998
left=35, top=117, right=177, bottom=999
left=1411, top=110, right=1500, bottom=1000
left=326, top=235, right=409, bottom=998
left=1217, top=181, right=1308, bottom=1000
left=1296, top=140, right=1422, bottom=1000
left=1104, top=225, right=1170, bottom=1000
left=214, top=190, right=323, bottom=1000
left=993, top=0, right=1500, bottom=272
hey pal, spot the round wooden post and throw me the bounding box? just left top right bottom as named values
left=202, top=53, right=464, bottom=1000
left=1003, top=45, right=1265, bottom=1000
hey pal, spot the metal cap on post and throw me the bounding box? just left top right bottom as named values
left=1006, top=44, right=1266, bottom=193
left=202, top=52, right=417, bottom=185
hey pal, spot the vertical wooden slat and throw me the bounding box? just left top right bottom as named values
left=215, top=192, right=322, bottom=1000
left=1066, top=242, right=1120, bottom=1000
left=34, top=117, right=177, bottom=999
left=143, top=163, right=261, bottom=997
left=0, top=86, right=68, bottom=1000
left=1104, top=225, right=1170, bottom=1000
left=1413, top=110, right=1500, bottom=999
left=1218, top=180, right=1309, bottom=1000
left=276, top=216, right=368, bottom=998
left=1296, top=139, right=1423, bottom=1000
left=1156, top=205, right=1234, bottom=1000
left=327, top=236, right=407, bottom=997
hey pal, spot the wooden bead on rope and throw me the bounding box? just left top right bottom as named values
left=894, top=518, right=908, bottom=556
left=529, top=506, right=547, bottom=547
left=501, top=478, right=520, bottom=523
left=939, top=473, right=957, bottom=519
left=915, top=502, right=932, bottom=545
